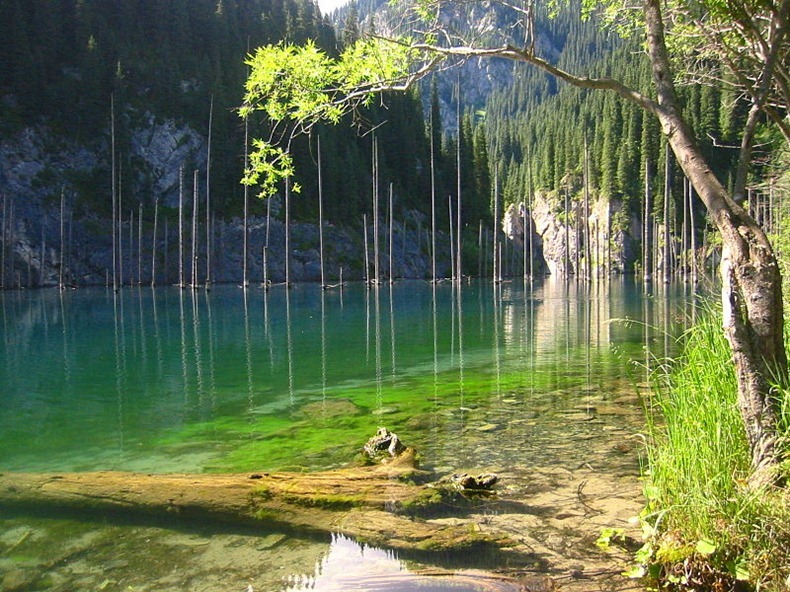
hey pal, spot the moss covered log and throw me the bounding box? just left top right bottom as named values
left=0, top=448, right=511, bottom=554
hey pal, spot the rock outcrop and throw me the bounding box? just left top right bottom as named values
left=0, top=124, right=449, bottom=288
left=507, top=191, right=642, bottom=276
left=1, top=121, right=647, bottom=288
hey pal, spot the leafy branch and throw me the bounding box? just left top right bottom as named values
left=240, top=37, right=440, bottom=197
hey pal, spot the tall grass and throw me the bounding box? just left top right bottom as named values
left=643, top=309, right=790, bottom=589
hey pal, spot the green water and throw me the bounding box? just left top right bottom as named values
left=0, top=277, right=698, bottom=591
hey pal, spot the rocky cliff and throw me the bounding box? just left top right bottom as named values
left=1, top=121, right=646, bottom=289
left=0, top=123, right=451, bottom=288
left=503, top=191, right=641, bottom=277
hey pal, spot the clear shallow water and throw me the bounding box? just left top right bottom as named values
left=0, top=277, right=699, bottom=591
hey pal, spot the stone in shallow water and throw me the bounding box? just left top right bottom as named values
left=363, top=427, right=406, bottom=458
left=476, top=423, right=500, bottom=433
left=295, top=398, right=361, bottom=421
left=447, top=472, right=499, bottom=490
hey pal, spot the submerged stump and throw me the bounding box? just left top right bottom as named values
left=0, top=446, right=511, bottom=555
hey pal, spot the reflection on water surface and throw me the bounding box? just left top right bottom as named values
left=284, top=535, right=524, bottom=592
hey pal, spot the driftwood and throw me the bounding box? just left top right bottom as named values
left=0, top=448, right=512, bottom=555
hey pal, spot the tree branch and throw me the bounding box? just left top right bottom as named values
left=407, top=42, right=660, bottom=113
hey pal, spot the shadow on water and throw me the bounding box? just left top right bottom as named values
left=0, top=277, right=705, bottom=591
left=0, top=498, right=531, bottom=591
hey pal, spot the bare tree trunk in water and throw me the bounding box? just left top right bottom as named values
left=191, top=170, right=199, bottom=290
left=151, top=198, right=159, bottom=287
left=178, top=168, right=184, bottom=288
left=119, top=163, right=124, bottom=287
left=206, top=96, right=213, bottom=287
left=59, top=187, right=65, bottom=290
left=1, top=192, right=6, bottom=290
left=643, top=156, right=652, bottom=283
left=243, top=120, right=250, bottom=288
left=137, top=202, right=143, bottom=286
left=111, top=95, right=118, bottom=293
left=644, top=0, right=787, bottom=485
left=318, top=136, right=326, bottom=288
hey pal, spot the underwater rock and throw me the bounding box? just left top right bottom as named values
left=295, top=398, right=361, bottom=421
left=1, top=567, right=38, bottom=592
left=447, top=473, right=499, bottom=491
left=363, top=427, right=406, bottom=459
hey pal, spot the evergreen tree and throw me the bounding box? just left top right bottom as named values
left=472, top=123, right=492, bottom=225
left=342, top=2, right=360, bottom=47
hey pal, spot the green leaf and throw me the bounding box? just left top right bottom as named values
left=725, top=558, right=750, bottom=581
left=634, top=541, right=654, bottom=564
left=695, top=538, right=717, bottom=556
left=596, top=527, right=624, bottom=549
left=622, top=564, right=646, bottom=579
left=642, top=484, right=660, bottom=500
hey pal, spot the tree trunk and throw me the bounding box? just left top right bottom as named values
left=644, top=0, right=787, bottom=485
left=0, top=450, right=511, bottom=554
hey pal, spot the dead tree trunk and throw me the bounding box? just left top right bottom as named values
left=206, top=96, right=214, bottom=287
left=111, top=95, right=118, bottom=293
left=151, top=197, right=159, bottom=287
left=0, top=450, right=510, bottom=554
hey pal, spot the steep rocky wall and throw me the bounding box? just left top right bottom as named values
left=0, top=125, right=448, bottom=288
left=503, top=191, right=641, bottom=277
left=1, top=123, right=646, bottom=288
left=128, top=113, right=206, bottom=208
left=500, top=201, right=546, bottom=276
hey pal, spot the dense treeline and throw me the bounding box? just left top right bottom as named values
left=0, top=0, right=329, bottom=219
left=4, top=0, right=768, bottom=277
left=0, top=0, right=493, bottom=231
left=340, top=0, right=760, bottom=274
left=0, top=0, right=332, bottom=130
left=485, top=4, right=752, bottom=271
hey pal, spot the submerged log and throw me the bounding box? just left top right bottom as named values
left=0, top=448, right=512, bottom=554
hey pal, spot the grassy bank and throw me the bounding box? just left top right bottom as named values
left=639, top=311, right=790, bottom=590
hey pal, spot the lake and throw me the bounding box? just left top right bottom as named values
left=0, top=277, right=699, bottom=591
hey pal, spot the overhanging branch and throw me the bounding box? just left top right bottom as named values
left=406, top=42, right=661, bottom=114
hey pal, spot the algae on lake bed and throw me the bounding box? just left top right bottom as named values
left=151, top=345, right=644, bottom=475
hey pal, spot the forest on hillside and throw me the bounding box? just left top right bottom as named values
left=332, top=0, right=784, bottom=276
left=0, top=0, right=492, bottom=233
left=1, top=0, right=785, bottom=283
left=482, top=4, right=780, bottom=276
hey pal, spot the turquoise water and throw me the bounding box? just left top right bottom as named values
left=0, top=278, right=691, bottom=474
left=0, top=277, right=699, bottom=591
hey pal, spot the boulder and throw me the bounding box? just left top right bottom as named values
left=363, top=427, right=406, bottom=459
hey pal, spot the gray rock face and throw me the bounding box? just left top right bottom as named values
left=0, top=124, right=449, bottom=287
left=0, top=126, right=101, bottom=287
left=1, top=122, right=642, bottom=289
left=128, top=113, right=206, bottom=208
left=510, top=191, right=641, bottom=276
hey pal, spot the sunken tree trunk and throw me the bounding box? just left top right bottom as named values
left=0, top=449, right=512, bottom=554
left=644, top=0, right=787, bottom=485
